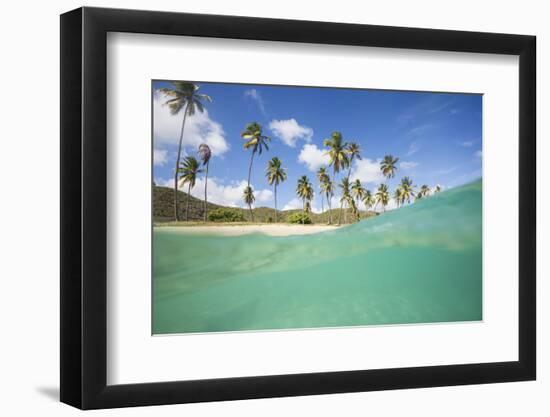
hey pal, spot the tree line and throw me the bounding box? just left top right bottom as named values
left=159, top=81, right=441, bottom=223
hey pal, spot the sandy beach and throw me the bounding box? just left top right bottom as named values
left=157, top=224, right=341, bottom=236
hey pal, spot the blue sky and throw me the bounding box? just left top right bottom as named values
left=153, top=80, right=482, bottom=212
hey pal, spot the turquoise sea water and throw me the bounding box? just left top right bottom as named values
left=153, top=180, right=482, bottom=334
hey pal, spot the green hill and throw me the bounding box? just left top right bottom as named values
left=153, top=186, right=377, bottom=224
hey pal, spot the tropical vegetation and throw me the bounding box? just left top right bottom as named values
left=157, top=81, right=447, bottom=226
left=208, top=208, right=246, bottom=222
left=287, top=212, right=312, bottom=224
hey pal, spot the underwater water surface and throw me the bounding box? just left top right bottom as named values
left=153, top=180, right=482, bottom=334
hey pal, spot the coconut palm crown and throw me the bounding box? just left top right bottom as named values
left=380, top=154, right=399, bottom=181
left=362, top=189, right=375, bottom=211
left=158, top=82, right=212, bottom=116
left=417, top=184, right=430, bottom=200
left=394, top=186, right=404, bottom=207
left=345, top=142, right=362, bottom=176
left=351, top=179, right=366, bottom=206
left=323, top=132, right=349, bottom=175
left=375, top=183, right=390, bottom=212
left=399, top=176, right=415, bottom=204
left=177, top=156, right=203, bottom=221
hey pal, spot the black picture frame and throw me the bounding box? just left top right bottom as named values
left=60, top=6, right=536, bottom=410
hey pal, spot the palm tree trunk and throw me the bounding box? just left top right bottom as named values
left=320, top=193, right=324, bottom=216
left=186, top=182, right=191, bottom=221
left=247, top=151, right=255, bottom=223
left=347, top=160, right=353, bottom=181
left=339, top=156, right=354, bottom=225
left=203, top=160, right=209, bottom=222
left=333, top=167, right=340, bottom=225
left=327, top=193, right=332, bottom=224
left=247, top=150, right=256, bottom=187
left=274, top=185, right=278, bottom=223
left=174, top=105, right=189, bottom=222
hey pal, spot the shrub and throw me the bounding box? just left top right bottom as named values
left=208, top=208, right=246, bottom=222
left=286, top=212, right=312, bottom=224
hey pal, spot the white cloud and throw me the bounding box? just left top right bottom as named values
left=155, top=177, right=272, bottom=208
left=153, top=92, right=229, bottom=157
left=350, top=158, right=384, bottom=185
left=153, top=149, right=169, bottom=166
left=282, top=198, right=303, bottom=211
left=255, top=189, right=274, bottom=203
left=407, top=141, right=420, bottom=156
left=400, top=161, right=419, bottom=170
left=458, top=140, right=473, bottom=147
left=298, top=144, right=330, bottom=172
left=282, top=197, right=322, bottom=213
left=474, top=150, right=482, bottom=158
left=244, top=89, right=266, bottom=115
left=269, top=118, right=313, bottom=147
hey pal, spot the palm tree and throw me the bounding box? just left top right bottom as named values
left=197, top=144, right=211, bottom=222
left=351, top=179, right=366, bottom=211
left=434, top=185, right=442, bottom=193
left=296, top=175, right=314, bottom=224
left=349, top=196, right=360, bottom=221
left=241, top=122, right=271, bottom=187
left=399, top=177, right=415, bottom=204
left=375, top=183, right=390, bottom=212
left=339, top=177, right=352, bottom=223
left=338, top=142, right=362, bottom=223
left=158, top=81, right=212, bottom=221
left=323, top=132, right=349, bottom=225
left=243, top=186, right=255, bottom=221
left=316, top=167, right=329, bottom=215
left=394, top=186, right=404, bottom=208
left=266, top=157, right=287, bottom=222
left=417, top=184, right=430, bottom=200
left=380, top=154, right=399, bottom=183
left=306, top=183, right=314, bottom=214
left=320, top=177, right=334, bottom=224
left=362, top=189, right=375, bottom=212
left=177, top=156, right=203, bottom=221
left=345, top=142, right=362, bottom=178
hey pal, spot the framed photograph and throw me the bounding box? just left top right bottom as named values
left=60, top=7, right=536, bottom=409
